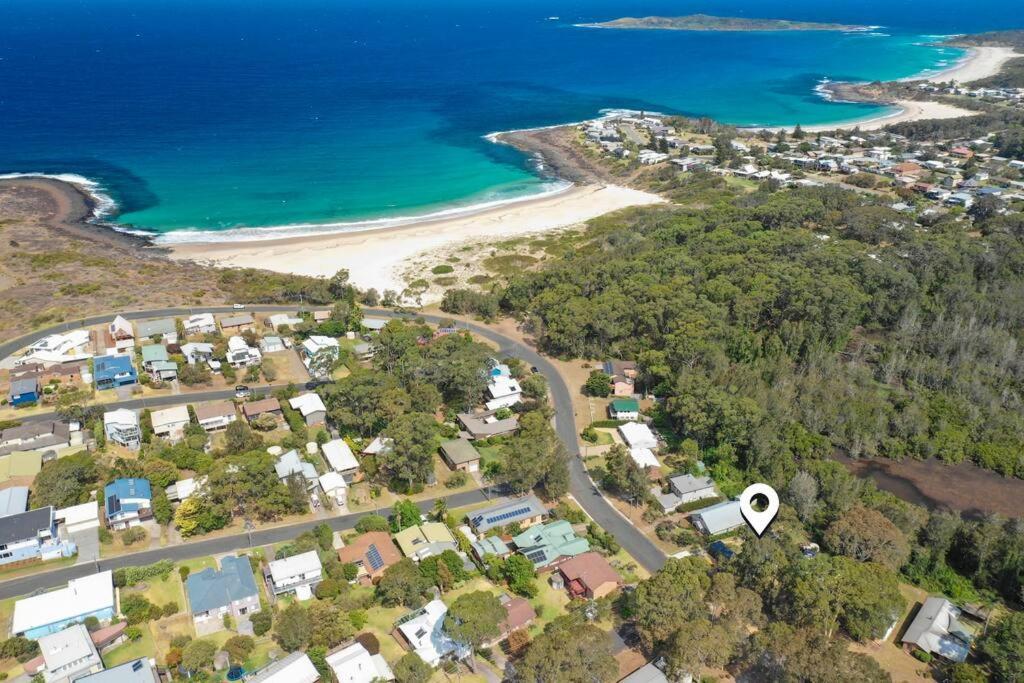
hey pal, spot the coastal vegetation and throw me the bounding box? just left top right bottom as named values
left=579, top=14, right=867, bottom=32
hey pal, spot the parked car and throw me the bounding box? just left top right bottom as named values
left=235, top=385, right=251, bottom=398
left=232, top=303, right=246, bottom=309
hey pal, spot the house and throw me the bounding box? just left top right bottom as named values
left=226, top=336, right=262, bottom=368
left=326, top=641, right=395, bottom=683
left=456, top=410, right=519, bottom=440
left=103, top=409, right=141, bottom=449
left=259, top=336, right=286, bottom=354
left=397, top=599, right=470, bottom=667
left=0, top=420, right=78, bottom=457
left=486, top=595, right=537, bottom=647
left=275, top=449, right=319, bottom=487
left=439, top=438, right=480, bottom=473
left=73, top=658, right=160, bottom=683
left=555, top=552, right=622, bottom=599
left=180, top=342, right=214, bottom=365
left=469, top=495, right=546, bottom=535
left=55, top=502, right=100, bottom=535
left=690, top=499, right=745, bottom=536
left=0, top=506, right=74, bottom=568
left=900, top=597, right=973, bottom=663
left=618, top=422, right=658, bottom=450
left=322, top=439, right=360, bottom=481
left=485, top=374, right=522, bottom=411
left=247, top=651, right=319, bottom=683
left=267, top=550, right=322, bottom=600
left=93, top=355, right=137, bottom=390
left=393, top=523, right=459, bottom=561
left=361, top=317, right=388, bottom=333
left=289, top=393, right=327, bottom=426
left=11, top=571, right=115, bottom=639
left=511, top=519, right=589, bottom=569
left=242, top=397, right=283, bottom=425
left=300, top=336, right=340, bottom=377
left=267, top=313, right=303, bottom=331
left=628, top=447, right=661, bottom=475
left=103, top=478, right=152, bottom=529
left=219, top=313, right=255, bottom=333
left=620, top=663, right=669, bottom=683
left=135, top=318, right=177, bottom=343
left=337, top=531, right=401, bottom=581
left=37, top=624, right=103, bottom=682
left=194, top=401, right=237, bottom=432
left=470, top=536, right=510, bottom=563
left=37, top=363, right=84, bottom=389
left=165, top=476, right=205, bottom=502
left=9, top=377, right=41, bottom=407
left=183, top=313, right=217, bottom=336
left=107, top=315, right=135, bottom=352
left=185, top=555, right=261, bottom=631
left=20, top=330, right=92, bottom=366
left=319, top=471, right=348, bottom=507
left=353, top=341, right=374, bottom=360
left=609, top=398, right=640, bottom=421
left=0, top=486, right=29, bottom=516
left=139, top=344, right=170, bottom=373
left=656, top=474, right=718, bottom=512
left=150, top=405, right=190, bottom=442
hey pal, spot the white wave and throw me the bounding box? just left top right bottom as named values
left=151, top=180, right=574, bottom=244
left=0, top=171, right=118, bottom=219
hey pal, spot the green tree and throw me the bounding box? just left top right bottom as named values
left=632, top=557, right=711, bottom=651
left=583, top=370, right=612, bottom=397
left=393, top=652, right=433, bottom=683
left=823, top=505, right=910, bottom=571
left=355, top=514, right=390, bottom=533
left=180, top=639, right=216, bottom=673
left=390, top=499, right=422, bottom=532
left=380, top=413, right=438, bottom=490
left=980, top=611, right=1024, bottom=683
left=443, top=591, right=504, bottom=671
left=224, top=420, right=263, bottom=453
left=376, top=558, right=430, bottom=608
left=274, top=603, right=311, bottom=651
left=503, top=554, right=538, bottom=598
left=516, top=616, right=617, bottom=683
left=223, top=635, right=254, bottom=664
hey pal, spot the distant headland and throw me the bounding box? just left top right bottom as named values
left=576, top=14, right=871, bottom=33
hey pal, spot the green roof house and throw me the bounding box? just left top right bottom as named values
left=512, top=519, right=590, bottom=569
left=610, top=398, right=640, bottom=421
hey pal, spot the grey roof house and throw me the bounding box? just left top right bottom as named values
left=74, top=658, right=160, bottom=683
left=469, top=495, right=546, bottom=534
left=135, top=318, right=177, bottom=341
left=185, top=555, right=261, bottom=633
left=900, top=597, right=974, bottom=663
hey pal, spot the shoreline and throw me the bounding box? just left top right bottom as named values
left=166, top=184, right=665, bottom=297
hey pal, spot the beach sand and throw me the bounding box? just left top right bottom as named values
left=800, top=99, right=981, bottom=133
left=925, top=45, right=1019, bottom=84
left=168, top=184, right=664, bottom=298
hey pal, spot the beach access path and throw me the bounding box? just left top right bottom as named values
left=0, top=305, right=667, bottom=599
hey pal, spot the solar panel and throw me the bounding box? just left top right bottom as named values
left=107, top=495, right=121, bottom=514
left=485, top=506, right=531, bottom=525
left=366, top=544, right=385, bottom=571
left=524, top=550, right=547, bottom=563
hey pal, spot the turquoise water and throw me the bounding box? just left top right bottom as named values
left=0, top=0, right=1015, bottom=237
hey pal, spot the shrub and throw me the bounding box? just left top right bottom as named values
left=120, top=527, right=148, bottom=546
left=250, top=610, right=272, bottom=637
left=912, top=649, right=933, bottom=663
left=354, top=514, right=390, bottom=534
left=431, top=264, right=455, bottom=275
left=179, top=566, right=191, bottom=581
left=124, top=626, right=143, bottom=641
left=581, top=426, right=598, bottom=443
left=162, top=602, right=179, bottom=617
left=445, top=471, right=468, bottom=489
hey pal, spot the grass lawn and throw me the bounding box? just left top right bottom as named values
left=103, top=626, right=157, bottom=667
left=124, top=571, right=186, bottom=608
left=477, top=444, right=504, bottom=468
left=179, top=556, right=218, bottom=573
left=530, top=578, right=570, bottom=633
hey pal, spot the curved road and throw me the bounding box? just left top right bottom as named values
left=0, top=306, right=665, bottom=598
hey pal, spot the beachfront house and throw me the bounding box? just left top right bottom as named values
left=219, top=313, right=255, bottom=333
left=11, top=571, right=115, bottom=639
left=185, top=555, right=261, bottom=632
left=93, top=354, right=137, bottom=390
left=0, top=506, right=75, bottom=568
left=267, top=313, right=303, bottom=331
left=183, top=312, right=217, bottom=336
left=20, top=330, right=92, bottom=367
left=267, top=550, right=322, bottom=601
left=103, top=409, right=141, bottom=449
left=103, top=478, right=152, bottom=529
left=300, top=335, right=340, bottom=377
left=150, top=405, right=190, bottom=442
left=107, top=315, right=135, bottom=352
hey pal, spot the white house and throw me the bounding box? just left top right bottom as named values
left=267, top=313, right=303, bottom=331
left=103, top=409, right=141, bottom=449
left=656, top=474, right=719, bottom=512
left=259, top=336, right=286, bottom=354
left=150, top=405, right=190, bottom=442
left=166, top=476, right=205, bottom=502
left=618, top=422, right=658, bottom=450
left=180, top=342, right=215, bottom=365
left=267, top=550, right=322, bottom=600
left=55, top=503, right=100, bottom=535
left=326, top=642, right=395, bottom=683
left=318, top=471, right=348, bottom=507
left=485, top=376, right=522, bottom=411
left=322, top=439, right=360, bottom=481
left=194, top=401, right=237, bottom=432
left=289, top=393, right=327, bottom=426
left=300, top=336, right=340, bottom=377
left=37, top=624, right=103, bottom=682
left=628, top=447, right=661, bottom=470
left=397, top=599, right=470, bottom=667
left=227, top=336, right=262, bottom=368
left=691, top=500, right=745, bottom=536
left=183, top=313, right=217, bottom=336
left=900, top=597, right=972, bottom=663
left=20, top=330, right=92, bottom=366
left=12, top=571, right=115, bottom=639
left=107, top=315, right=135, bottom=352
left=246, top=652, right=319, bottom=683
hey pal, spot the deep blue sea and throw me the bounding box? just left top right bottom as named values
left=0, top=0, right=1019, bottom=238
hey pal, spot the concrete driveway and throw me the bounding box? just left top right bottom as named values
left=70, top=528, right=100, bottom=565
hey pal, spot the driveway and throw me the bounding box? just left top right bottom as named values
left=70, top=528, right=100, bottom=565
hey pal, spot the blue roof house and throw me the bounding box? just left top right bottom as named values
left=185, top=555, right=261, bottom=633
left=104, top=478, right=152, bottom=530
left=94, top=355, right=138, bottom=390
left=9, top=377, right=41, bottom=407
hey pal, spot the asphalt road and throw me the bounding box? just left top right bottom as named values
left=0, top=305, right=666, bottom=597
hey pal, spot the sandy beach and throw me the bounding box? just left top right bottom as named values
left=799, top=99, right=981, bottom=133
left=925, top=45, right=1019, bottom=84
left=168, top=184, right=664, bottom=297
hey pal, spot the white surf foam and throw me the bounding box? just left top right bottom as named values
left=0, top=172, right=118, bottom=219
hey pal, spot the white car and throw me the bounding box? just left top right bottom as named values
left=232, top=303, right=246, bottom=309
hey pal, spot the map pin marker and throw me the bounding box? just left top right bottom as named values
left=739, top=483, right=780, bottom=537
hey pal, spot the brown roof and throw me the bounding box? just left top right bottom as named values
left=557, top=552, right=621, bottom=591
left=338, top=531, right=401, bottom=573
left=242, top=397, right=282, bottom=418
left=194, top=401, right=237, bottom=421
left=500, top=596, right=537, bottom=634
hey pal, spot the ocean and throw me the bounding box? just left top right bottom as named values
left=0, top=0, right=1019, bottom=238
